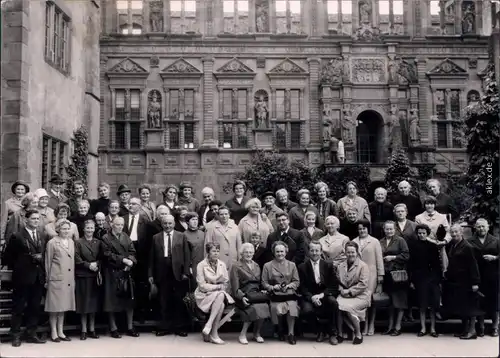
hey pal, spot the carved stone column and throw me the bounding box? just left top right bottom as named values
left=416, top=58, right=430, bottom=146
left=201, top=57, right=217, bottom=148
left=206, top=0, right=214, bottom=37
left=307, top=58, right=321, bottom=147
left=439, top=0, right=445, bottom=34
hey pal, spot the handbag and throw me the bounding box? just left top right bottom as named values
left=270, top=289, right=300, bottom=302
left=245, top=291, right=269, bottom=304
left=116, top=271, right=135, bottom=299
left=390, top=270, right=409, bottom=284
left=372, top=285, right=391, bottom=308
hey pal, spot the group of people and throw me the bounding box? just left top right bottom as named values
left=1, top=174, right=498, bottom=348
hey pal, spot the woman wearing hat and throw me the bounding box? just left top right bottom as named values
left=47, top=174, right=67, bottom=210
left=34, top=188, right=56, bottom=228
left=1, top=180, right=29, bottom=243
left=178, top=182, right=200, bottom=213
left=260, top=192, right=284, bottom=231
left=4, top=193, right=39, bottom=246
left=116, top=185, right=132, bottom=217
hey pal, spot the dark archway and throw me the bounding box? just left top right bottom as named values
left=356, top=110, right=384, bottom=164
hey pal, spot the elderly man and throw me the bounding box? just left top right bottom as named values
left=149, top=215, right=190, bottom=337
left=117, top=184, right=132, bottom=217
left=260, top=191, right=285, bottom=230
left=390, top=180, right=422, bottom=221
left=197, top=187, right=216, bottom=229
left=426, top=179, right=458, bottom=221
left=275, top=188, right=298, bottom=212
left=369, top=187, right=394, bottom=239
left=265, top=212, right=306, bottom=265
left=47, top=174, right=67, bottom=210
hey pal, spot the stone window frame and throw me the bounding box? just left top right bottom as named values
left=41, top=134, right=67, bottom=189
left=272, top=0, right=306, bottom=35
left=220, top=0, right=251, bottom=34
left=44, top=0, right=72, bottom=75
left=111, top=88, right=144, bottom=149
left=323, top=0, right=353, bottom=35
left=116, top=0, right=144, bottom=34
left=167, top=0, right=200, bottom=34
left=377, top=0, right=405, bottom=34
left=430, top=86, right=466, bottom=149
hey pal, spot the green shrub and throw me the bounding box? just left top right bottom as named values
left=64, top=126, right=89, bottom=198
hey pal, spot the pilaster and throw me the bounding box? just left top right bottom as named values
left=416, top=58, right=430, bottom=146
left=201, top=57, right=217, bottom=148
left=307, top=58, right=321, bottom=147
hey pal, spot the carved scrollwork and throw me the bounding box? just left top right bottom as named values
left=351, top=58, right=386, bottom=83
left=319, top=58, right=343, bottom=86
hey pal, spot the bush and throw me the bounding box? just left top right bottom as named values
left=64, top=126, right=89, bottom=198
left=313, top=165, right=371, bottom=201
left=384, top=148, right=419, bottom=195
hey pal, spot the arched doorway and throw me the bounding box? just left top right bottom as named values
left=356, top=110, right=384, bottom=164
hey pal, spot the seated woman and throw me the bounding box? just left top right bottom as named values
left=45, top=203, right=79, bottom=240
left=195, top=242, right=235, bottom=345
left=319, top=215, right=349, bottom=267
left=337, top=241, right=370, bottom=345
left=261, top=241, right=300, bottom=345
left=230, top=242, right=271, bottom=344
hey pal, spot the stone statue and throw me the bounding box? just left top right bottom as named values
left=148, top=90, right=162, bottom=128
left=256, top=3, right=269, bottom=33
left=409, top=108, right=421, bottom=145
left=387, top=107, right=402, bottom=151
left=359, top=0, right=372, bottom=24
left=388, top=57, right=400, bottom=84
left=150, top=1, right=164, bottom=32
left=254, top=94, right=269, bottom=129
left=342, top=108, right=355, bottom=145
left=329, top=135, right=340, bottom=164
left=342, top=55, right=351, bottom=82
left=462, top=4, right=475, bottom=34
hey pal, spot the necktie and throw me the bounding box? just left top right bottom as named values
left=167, top=233, right=172, bottom=257
left=32, top=230, right=39, bottom=247
left=129, top=215, right=136, bottom=231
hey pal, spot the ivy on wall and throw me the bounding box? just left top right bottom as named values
left=64, top=126, right=89, bottom=198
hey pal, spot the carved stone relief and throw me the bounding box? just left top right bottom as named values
left=428, top=58, right=467, bottom=75
left=358, top=0, right=372, bottom=25
left=341, top=105, right=356, bottom=145
left=322, top=104, right=341, bottom=146
left=147, top=90, right=162, bottom=128
left=468, top=58, right=478, bottom=69
left=351, top=58, right=386, bottom=83
left=150, top=0, right=164, bottom=32
left=397, top=59, right=418, bottom=84
left=353, top=25, right=381, bottom=41
left=108, top=58, right=148, bottom=73
left=217, top=58, right=254, bottom=73
left=387, top=105, right=402, bottom=153
left=387, top=55, right=399, bottom=84
left=150, top=56, right=160, bottom=68
left=319, top=58, right=343, bottom=86
left=255, top=0, right=269, bottom=33
left=254, top=90, right=270, bottom=129
left=462, top=1, right=476, bottom=34
left=268, top=58, right=307, bottom=74
left=162, top=58, right=200, bottom=73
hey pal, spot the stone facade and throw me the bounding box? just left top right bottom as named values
left=99, top=0, right=493, bottom=202
left=1, top=0, right=101, bottom=201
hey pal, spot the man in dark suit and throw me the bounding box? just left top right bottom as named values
left=46, top=173, right=67, bottom=210
left=390, top=180, right=422, bottom=221
left=123, top=198, right=150, bottom=322
left=148, top=215, right=190, bottom=337
left=266, top=212, right=305, bottom=265
left=3, top=210, right=47, bottom=347
left=298, top=242, right=340, bottom=345
left=117, top=184, right=132, bottom=217
left=427, top=179, right=458, bottom=221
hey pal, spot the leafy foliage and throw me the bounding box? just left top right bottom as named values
left=462, top=61, right=499, bottom=228
left=313, top=165, right=371, bottom=201
left=64, top=126, right=89, bottom=198
left=384, top=148, right=419, bottom=195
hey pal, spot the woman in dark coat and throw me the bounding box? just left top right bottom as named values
left=339, top=208, right=361, bottom=240
left=174, top=206, right=189, bottom=233
left=380, top=221, right=410, bottom=336
left=183, top=212, right=205, bottom=291
left=75, top=219, right=102, bottom=340
left=69, top=200, right=94, bottom=238
left=468, top=218, right=499, bottom=337
left=369, top=188, right=394, bottom=239
left=101, top=216, right=139, bottom=339
left=409, top=224, right=442, bottom=337
left=314, top=181, right=338, bottom=223
left=442, top=224, right=482, bottom=339
left=93, top=212, right=108, bottom=241
left=224, top=180, right=249, bottom=225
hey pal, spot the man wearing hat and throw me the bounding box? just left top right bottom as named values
left=117, top=184, right=132, bottom=217
left=47, top=174, right=67, bottom=210
left=260, top=191, right=284, bottom=231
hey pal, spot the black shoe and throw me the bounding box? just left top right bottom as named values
left=110, top=330, right=122, bottom=339
left=417, top=331, right=427, bottom=337
left=491, top=328, right=499, bottom=337
left=460, top=333, right=477, bottom=340
left=156, top=330, right=172, bottom=337
left=80, top=333, right=87, bottom=340
left=287, top=334, right=296, bottom=345
left=316, top=332, right=326, bottom=342
left=11, top=337, right=21, bottom=347
left=126, top=329, right=140, bottom=337
left=477, top=327, right=485, bottom=337
left=50, top=337, right=61, bottom=343
left=454, top=332, right=466, bottom=338
left=87, top=331, right=99, bottom=339
left=175, top=331, right=188, bottom=337
left=353, top=336, right=363, bottom=345
left=337, top=335, right=344, bottom=343
left=430, top=331, right=439, bottom=338
left=390, top=329, right=401, bottom=336
left=59, top=336, right=71, bottom=342
left=382, top=329, right=394, bottom=335
left=278, top=332, right=285, bottom=341
left=26, top=335, right=47, bottom=344
left=329, top=335, right=338, bottom=345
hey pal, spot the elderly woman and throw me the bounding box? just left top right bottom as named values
left=138, top=184, right=156, bottom=222
left=160, top=184, right=179, bottom=215
left=380, top=221, right=410, bottom=336
left=90, top=182, right=111, bottom=216
left=174, top=205, right=189, bottom=233
left=288, top=189, right=322, bottom=231
left=198, top=187, right=216, bottom=228
left=239, top=198, right=273, bottom=247
left=337, top=241, right=371, bottom=345
left=260, top=192, right=284, bottom=231
left=249, top=231, right=268, bottom=270
left=34, top=188, right=56, bottom=228
left=45, top=203, right=79, bottom=240
left=369, top=188, right=394, bottom=239
left=195, top=242, right=235, bottom=345
left=204, top=206, right=242, bottom=274
left=44, top=219, right=76, bottom=342
left=301, top=211, right=325, bottom=258
left=94, top=212, right=108, bottom=240
left=101, top=217, right=139, bottom=339
left=275, top=189, right=297, bottom=212
left=468, top=218, right=499, bottom=337
left=178, top=181, right=200, bottom=213
left=409, top=224, right=442, bottom=338
left=426, top=179, right=458, bottom=221
left=339, top=208, right=361, bottom=240
left=319, top=215, right=349, bottom=266
left=262, top=241, right=300, bottom=345
left=70, top=200, right=94, bottom=238
left=183, top=212, right=205, bottom=288
left=442, top=224, right=481, bottom=340
left=75, top=219, right=102, bottom=340
left=225, top=180, right=249, bottom=225
left=67, top=181, right=86, bottom=216
left=4, top=192, right=39, bottom=245
left=352, top=219, right=384, bottom=336
left=106, top=200, right=121, bottom=228
left=230, top=242, right=271, bottom=344
left=1, top=180, right=29, bottom=242
left=393, top=204, right=418, bottom=242
left=314, top=181, right=338, bottom=222
left=337, top=182, right=370, bottom=222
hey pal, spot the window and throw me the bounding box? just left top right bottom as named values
left=436, top=122, right=448, bottom=148
left=433, top=88, right=463, bottom=148
left=117, top=0, right=143, bottom=34
left=274, top=89, right=302, bottom=149
left=166, top=89, right=197, bottom=149
left=429, top=0, right=456, bottom=35
left=326, top=0, right=352, bottom=34
left=170, top=0, right=197, bottom=34
left=275, top=0, right=302, bottom=34
left=218, top=88, right=249, bottom=149
left=223, top=0, right=249, bottom=33
left=41, top=135, right=67, bottom=189
left=450, top=90, right=460, bottom=120
left=378, top=0, right=404, bottom=34
left=111, top=89, right=142, bottom=149
left=44, top=1, right=71, bottom=73
left=435, top=90, right=446, bottom=120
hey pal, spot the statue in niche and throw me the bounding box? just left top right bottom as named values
left=254, top=91, right=269, bottom=129
left=359, top=0, right=372, bottom=25
left=342, top=107, right=355, bottom=145
left=150, top=1, right=164, bottom=32
left=255, top=1, right=269, bottom=33
left=409, top=108, right=421, bottom=145
left=342, top=55, right=351, bottom=82
left=387, top=106, right=402, bottom=152
left=388, top=56, right=400, bottom=84
left=147, top=90, right=162, bottom=128
left=462, top=3, right=475, bottom=34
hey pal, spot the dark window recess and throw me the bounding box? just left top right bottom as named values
left=169, top=124, right=180, bottom=149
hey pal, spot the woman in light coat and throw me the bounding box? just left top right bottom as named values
left=337, top=181, right=371, bottom=222
left=4, top=192, right=39, bottom=247
left=34, top=188, right=56, bottom=228
left=195, top=242, right=235, bottom=345
left=319, top=215, right=349, bottom=266
left=45, top=203, right=79, bottom=240
left=238, top=198, right=273, bottom=247
left=45, top=219, right=76, bottom=342
left=1, top=180, right=29, bottom=243
left=204, top=206, right=242, bottom=274
left=352, top=219, right=384, bottom=336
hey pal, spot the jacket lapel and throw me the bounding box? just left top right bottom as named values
left=22, top=228, right=37, bottom=252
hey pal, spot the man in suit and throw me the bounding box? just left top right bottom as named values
left=123, top=197, right=150, bottom=322
left=266, top=212, right=305, bottom=265
left=298, top=242, right=340, bottom=345
left=197, top=187, right=216, bottom=230
left=117, top=184, right=132, bottom=217
left=148, top=215, right=190, bottom=337
left=427, top=179, right=458, bottom=221
left=390, top=180, right=422, bottom=221
left=47, top=174, right=67, bottom=210
left=3, top=210, right=47, bottom=347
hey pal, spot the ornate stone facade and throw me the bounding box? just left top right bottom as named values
left=99, top=0, right=491, bottom=199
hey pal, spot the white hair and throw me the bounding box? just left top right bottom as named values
left=95, top=212, right=106, bottom=219
left=475, top=218, right=489, bottom=227
left=201, top=187, right=215, bottom=196
left=78, top=200, right=90, bottom=208
left=156, top=205, right=170, bottom=214
left=450, top=223, right=464, bottom=233
left=374, top=187, right=387, bottom=196
left=276, top=188, right=288, bottom=197
left=324, top=215, right=340, bottom=228
left=426, top=179, right=441, bottom=188
left=112, top=216, right=124, bottom=224
left=239, top=242, right=255, bottom=256
left=393, top=203, right=408, bottom=212
left=398, top=180, right=411, bottom=189
left=160, top=214, right=175, bottom=223
left=130, top=197, right=141, bottom=205
left=245, top=197, right=262, bottom=210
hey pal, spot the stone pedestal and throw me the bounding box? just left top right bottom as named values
left=253, top=129, right=273, bottom=149
left=145, top=128, right=164, bottom=150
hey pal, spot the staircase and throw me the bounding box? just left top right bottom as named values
left=0, top=269, right=12, bottom=335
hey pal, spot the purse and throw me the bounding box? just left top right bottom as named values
left=390, top=270, right=409, bottom=284
left=372, top=285, right=391, bottom=308
left=116, top=271, right=135, bottom=299
left=246, top=291, right=269, bottom=304
left=270, top=289, right=300, bottom=302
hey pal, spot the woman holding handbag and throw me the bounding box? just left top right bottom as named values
left=380, top=221, right=410, bottom=336
left=75, top=219, right=102, bottom=340
left=230, top=242, right=271, bottom=344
